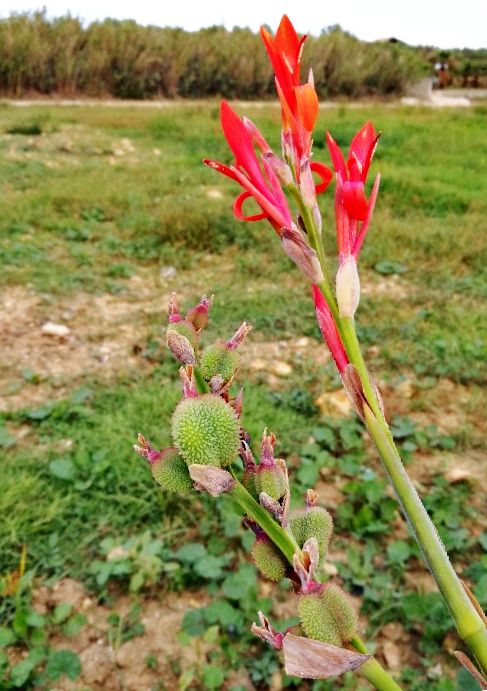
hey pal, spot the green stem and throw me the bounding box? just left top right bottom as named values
left=364, top=405, right=487, bottom=671
left=231, top=479, right=404, bottom=690
left=193, top=365, right=210, bottom=394
left=340, top=315, right=387, bottom=426
left=359, top=658, right=404, bottom=691
left=230, top=479, right=299, bottom=563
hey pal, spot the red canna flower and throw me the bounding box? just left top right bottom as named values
left=327, top=123, right=381, bottom=261
left=261, top=15, right=332, bottom=191
left=204, top=101, right=293, bottom=234
left=312, top=284, right=349, bottom=373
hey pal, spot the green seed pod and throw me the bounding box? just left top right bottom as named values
left=254, top=463, right=287, bottom=500
left=167, top=320, right=198, bottom=349
left=251, top=535, right=287, bottom=582
left=298, top=590, right=342, bottom=647
left=289, top=507, right=333, bottom=565
left=200, top=343, right=239, bottom=382
left=322, top=585, right=358, bottom=643
left=242, top=467, right=258, bottom=499
left=151, top=448, right=193, bottom=494
left=298, top=585, right=357, bottom=646
left=172, top=394, right=240, bottom=467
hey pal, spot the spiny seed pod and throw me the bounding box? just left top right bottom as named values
left=298, top=585, right=357, bottom=646
left=167, top=320, right=198, bottom=349
left=172, top=394, right=240, bottom=467
left=200, top=342, right=239, bottom=382
left=289, top=507, right=333, bottom=565
left=150, top=448, right=193, bottom=494
left=254, top=463, right=287, bottom=501
left=251, top=535, right=287, bottom=582
left=242, top=467, right=258, bottom=499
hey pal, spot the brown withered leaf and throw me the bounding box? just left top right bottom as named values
left=453, top=651, right=487, bottom=689
left=283, top=634, right=370, bottom=679
left=188, top=464, right=235, bottom=497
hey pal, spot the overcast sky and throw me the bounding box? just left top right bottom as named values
left=3, top=0, right=486, bottom=49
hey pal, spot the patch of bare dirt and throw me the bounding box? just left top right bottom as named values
left=31, top=578, right=213, bottom=690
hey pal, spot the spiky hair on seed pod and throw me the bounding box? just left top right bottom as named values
left=289, top=506, right=333, bottom=567
left=150, top=448, right=193, bottom=494
left=172, top=394, right=240, bottom=467
left=298, top=584, right=358, bottom=646
left=251, top=534, right=287, bottom=582
left=200, top=342, right=240, bottom=383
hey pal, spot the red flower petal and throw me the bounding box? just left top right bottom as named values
left=233, top=191, right=268, bottom=222
left=310, top=161, right=333, bottom=194
left=326, top=132, right=347, bottom=179
left=294, top=83, right=319, bottom=133
left=348, top=122, right=379, bottom=182
left=342, top=181, right=369, bottom=221
left=312, top=284, right=349, bottom=373
left=220, top=101, right=267, bottom=193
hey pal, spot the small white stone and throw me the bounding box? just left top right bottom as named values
left=41, top=321, right=71, bottom=337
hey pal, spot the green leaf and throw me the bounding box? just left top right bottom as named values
left=204, top=600, right=240, bottom=628
left=45, top=649, right=81, bottom=681
left=0, top=627, right=16, bottom=647
left=222, top=564, right=256, bottom=600
left=374, top=260, right=407, bottom=275
left=479, top=533, right=487, bottom=551
left=194, top=556, right=225, bottom=580
left=49, top=458, right=75, bottom=481
left=26, top=403, right=56, bottom=420
left=26, top=611, right=46, bottom=628
left=202, top=665, right=224, bottom=689
left=175, top=543, right=207, bottom=563
left=182, top=609, right=206, bottom=637
left=0, top=427, right=16, bottom=449
left=62, top=613, right=86, bottom=638
left=387, top=540, right=412, bottom=564
left=52, top=603, right=72, bottom=624
left=10, top=648, right=45, bottom=687
left=456, top=667, right=482, bottom=691
left=474, top=574, right=487, bottom=605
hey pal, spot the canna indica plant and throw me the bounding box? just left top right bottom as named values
left=132, top=15, right=487, bottom=690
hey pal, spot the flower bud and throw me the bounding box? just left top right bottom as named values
left=298, top=585, right=358, bottom=646
left=167, top=320, right=198, bottom=349
left=166, top=328, right=196, bottom=365
left=281, top=228, right=324, bottom=283
left=336, top=257, right=360, bottom=319
left=200, top=342, right=239, bottom=383
left=150, top=447, right=193, bottom=494
left=263, top=151, right=293, bottom=187
left=251, top=535, right=287, bottom=582
left=186, top=295, right=213, bottom=332
left=172, top=394, right=240, bottom=467
left=289, top=506, right=333, bottom=566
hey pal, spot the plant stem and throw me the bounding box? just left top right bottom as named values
left=193, top=365, right=210, bottom=394
left=359, top=658, right=404, bottom=691
left=230, top=479, right=299, bottom=563
left=364, top=405, right=487, bottom=672
left=230, top=478, right=404, bottom=690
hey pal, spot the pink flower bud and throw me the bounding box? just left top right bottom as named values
left=336, top=256, right=360, bottom=318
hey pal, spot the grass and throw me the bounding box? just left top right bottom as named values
left=0, top=101, right=486, bottom=689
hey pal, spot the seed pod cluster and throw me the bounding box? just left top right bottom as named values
left=251, top=535, right=287, bottom=582
left=289, top=506, right=333, bottom=566
left=151, top=448, right=193, bottom=494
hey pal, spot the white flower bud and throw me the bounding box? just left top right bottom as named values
left=336, top=257, right=360, bottom=319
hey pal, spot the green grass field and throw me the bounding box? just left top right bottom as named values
left=0, top=101, right=486, bottom=690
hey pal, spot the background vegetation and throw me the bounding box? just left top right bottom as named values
left=0, top=11, right=428, bottom=99
left=0, top=101, right=486, bottom=689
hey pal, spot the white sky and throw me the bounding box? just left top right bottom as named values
left=2, top=0, right=487, bottom=49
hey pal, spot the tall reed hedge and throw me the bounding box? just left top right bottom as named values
left=0, top=11, right=427, bottom=98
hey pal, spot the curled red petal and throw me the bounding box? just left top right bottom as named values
left=233, top=191, right=268, bottom=222
left=310, top=161, right=333, bottom=194
left=348, top=122, right=380, bottom=182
